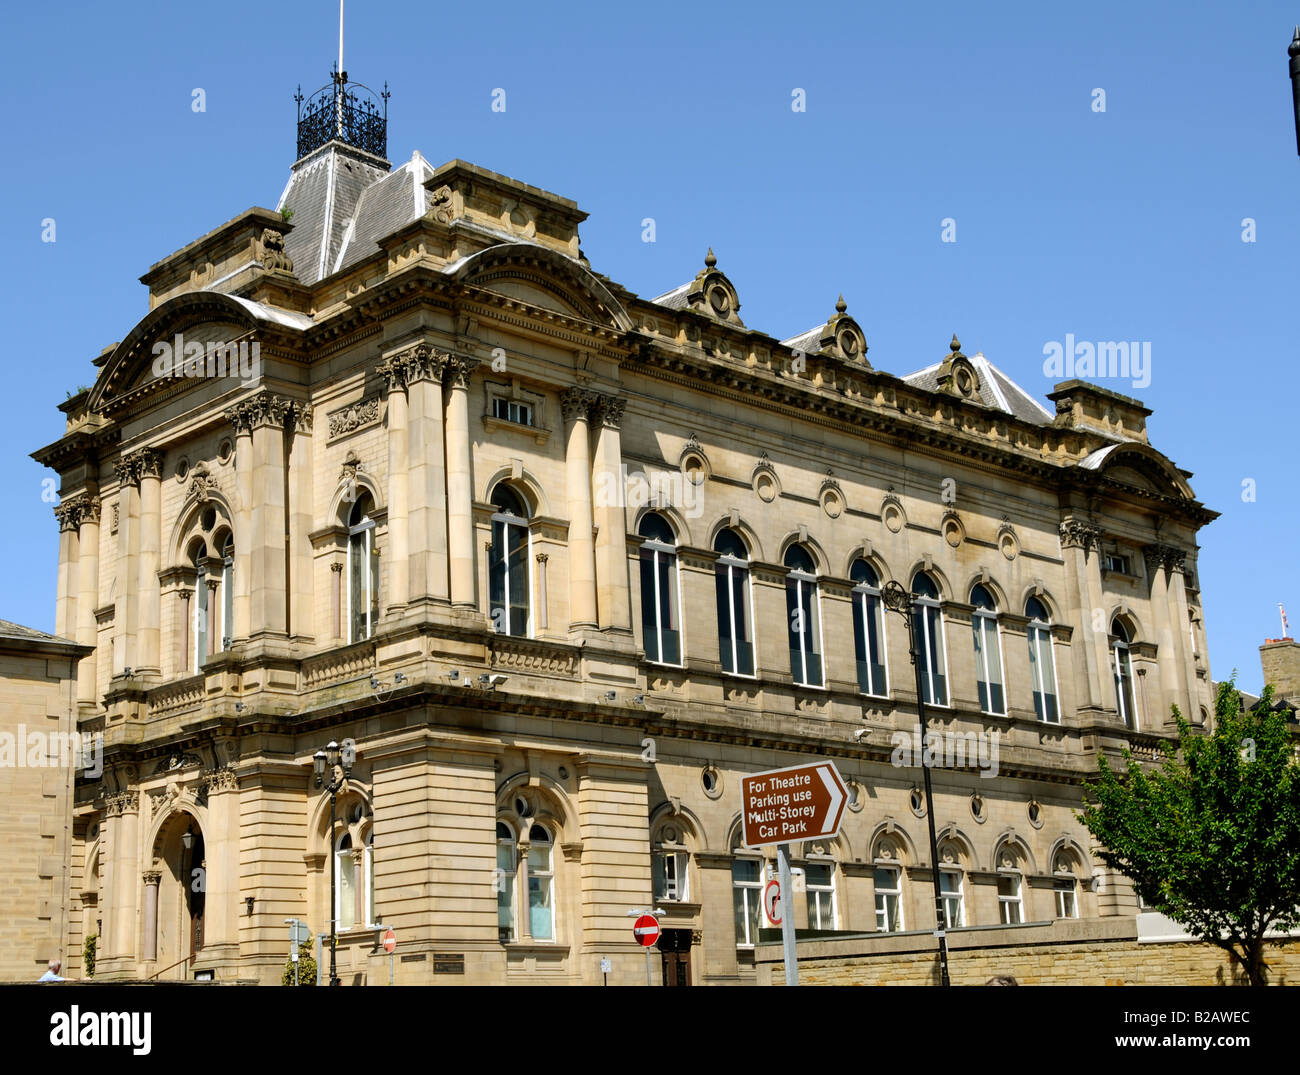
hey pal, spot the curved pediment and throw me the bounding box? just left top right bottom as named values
left=88, top=293, right=312, bottom=416
left=1080, top=442, right=1194, bottom=500
left=451, top=243, right=633, bottom=333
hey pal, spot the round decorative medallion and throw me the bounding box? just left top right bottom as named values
left=175, top=457, right=190, bottom=482
left=1028, top=800, right=1043, bottom=828
left=821, top=488, right=843, bottom=518
left=217, top=439, right=234, bottom=465
left=701, top=765, right=723, bottom=799
left=755, top=472, right=777, bottom=502
left=883, top=502, right=904, bottom=534
left=970, top=793, right=986, bottom=823
left=909, top=787, right=925, bottom=817
left=682, top=453, right=707, bottom=486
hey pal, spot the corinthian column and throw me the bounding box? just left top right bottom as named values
left=286, top=402, right=314, bottom=639
left=1144, top=543, right=1193, bottom=723
left=53, top=501, right=79, bottom=641
left=591, top=394, right=631, bottom=632
left=1058, top=518, right=1106, bottom=717
left=142, top=871, right=161, bottom=963
left=562, top=388, right=599, bottom=630
left=404, top=346, right=450, bottom=607
left=134, top=449, right=164, bottom=677
left=444, top=356, right=480, bottom=609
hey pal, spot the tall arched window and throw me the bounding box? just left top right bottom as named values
left=850, top=560, right=888, bottom=697
left=220, top=536, right=234, bottom=651
left=347, top=495, right=379, bottom=643
left=335, top=832, right=356, bottom=931
left=193, top=546, right=209, bottom=671
left=970, top=584, right=1005, bottom=715
left=365, top=831, right=376, bottom=928
left=489, top=485, right=530, bottom=637
left=1112, top=619, right=1139, bottom=728
left=784, top=545, right=823, bottom=687
left=714, top=529, right=754, bottom=676
left=526, top=824, right=554, bottom=941
left=912, top=572, right=947, bottom=706
left=1026, top=597, right=1059, bottom=723
left=496, top=821, right=517, bottom=943
left=638, top=513, right=681, bottom=665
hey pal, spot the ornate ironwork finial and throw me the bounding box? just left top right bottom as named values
left=295, top=70, right=389, bottom=161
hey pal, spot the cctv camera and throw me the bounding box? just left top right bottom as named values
left=853, top=728, right=869, bottom=741
left=479, top=673, right=507, bottom=687
left=603, top=690, right=617, bottom=702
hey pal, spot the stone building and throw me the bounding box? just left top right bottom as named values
left=0, top=620, right=91, bottom=980
left=31, top=71, right=1219, bottom=984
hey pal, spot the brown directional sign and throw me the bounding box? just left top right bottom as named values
left=741, top=761, right=849, bottom=848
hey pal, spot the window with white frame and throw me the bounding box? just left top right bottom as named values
left=784, top=544, right=823, bottom=687
left=1112, top=619, right=1139, bottom=729
left=732, top=856, right=763, bottom=946
left=193, top=549, right=209, bottom=670
left=997, top=872, right=1023, bottom=925
left=1026, top=597, right=1059, bottom=723
left=335, top=832, right=357, bottom=931
left=805, top=862, right=836, bottom=930
left=850, top=559, right=888, bottom=697
left=638, top=513, right=681, bottom=665
left=347, top=495, right=379, bottom=643
left=911, top=572, right=948, bottom=706
left=1054, top=878, right=1078, bottom=919
left=220, top=536, right=234, bottom=651
left=492, top=397, right=534, bottom=426
left=526, top=824, right=555, bottom=941
left=939, top=868, right=964, bottom=929
left=715, top=529, right=755, bottom=676
left=874, top=866, right=903, bottom=933
left=488, top=485, right=531, bottom=637
left=970, top=584, right=1006, bottom=715
left=652, top=850, right=689, bottom=903
left=496, top=821, right=517, bottom=943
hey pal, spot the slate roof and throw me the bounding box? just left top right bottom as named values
left=275, top=142, right=392, bottom=286
left=902, top=352, right=1055, bottom=425
left=333, top=152, right=436, bottom=274
left=650, top=282, right=691, bottom=310
left=780, top=327, right=824, bottom=354
left=0, top=619, right=85, bottom=651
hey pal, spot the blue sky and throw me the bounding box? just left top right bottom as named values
left=3, top=1, right=1296, bottom=693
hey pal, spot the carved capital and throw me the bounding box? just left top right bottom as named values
left=401, top=343, right=451, bottom=385
left=376, top=357, right=407, bottom=393
left=1142, top=543, right=1186, bottom=574
left=114, top=458, right=139, bottom=489
left=201, top=766, right=239, bottom=794
left=225, top=392, right=292, bottom=434
left=53, top=501, right=79, bottom=532
left=121, top=448, right=164, bottom=482
left=286, top=400, right=313, bottom=434
left=444, top=355, right=480, bottom=391
left=561, top=387, right=597, bottom=423
left=142, top=870, right=162, bottom=887
left=105, top=791, right=139, bottom=817
left=1059, top=519, right=1103, bottom=551
left=591, top=393, right=626, bottom=430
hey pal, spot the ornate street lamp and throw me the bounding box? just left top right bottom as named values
left=1289, top=27, right=1300, bottom=155
left=880, top=580, right=952, bottom=987
left=314, top=739, right=355, bottom=986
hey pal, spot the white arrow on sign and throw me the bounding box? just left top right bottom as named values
left=815, top=764, right=844, bottom=830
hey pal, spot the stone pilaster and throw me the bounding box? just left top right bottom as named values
left=404, top=345, right=451, bottom=607
left=444, top=356, right=479, bottom=609
left=132, top=449, right=164, bottom=677
left=1059, top=518, right=1108, bottom=718
left=73, top=495, right=101, bottom=706
left=113, top=459, right=141, bottom=675
left=562, top=388, right=599, bottom=630
left=286, top=401, right=314, bottom=639
left=377, top=354, right=409, bottom=615
left=591, top=394, right=631, bottom=633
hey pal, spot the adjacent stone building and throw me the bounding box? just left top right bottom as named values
left=31, top=71, right=1220, bottom=984
left=0, top=620, right=91, bottom=980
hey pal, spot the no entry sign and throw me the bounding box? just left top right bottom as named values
left=382, top=927, right=396, bottom=954
left=741, top=761, right=848, bottom=848
left=632, top=914, right=660, bottom=947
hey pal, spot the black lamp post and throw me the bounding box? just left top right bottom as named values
left=1289, top=27, right=1300, bottom=155
left=313, top=739, right=355, bottom=986
left=880, top=580, right=952, bottom=987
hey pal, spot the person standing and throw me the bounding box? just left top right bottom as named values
left=38, top=959, right=65, bottom=982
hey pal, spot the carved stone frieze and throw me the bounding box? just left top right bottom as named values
left=328, top=396, right=381, bottom=438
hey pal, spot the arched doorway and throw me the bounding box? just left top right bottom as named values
left=150, top=811, right=206, bottom=977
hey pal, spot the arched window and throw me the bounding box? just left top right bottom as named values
left=347, top=495, right=379, bottom=643
left=526, top=824, right=555, bottom=941
left=874, top=865, right=904, bottom=933
left=489, top=485, right=530, bottom=637
left=220, top=536, right=234, bottom=651
left=1026, top=597, right=1059, bottom=723
left=1112, top=619, right=1139, bottom=728
left=1053, top=850, right=1081, bottom=919
left=714, top=529, right=754, bottom=676
left=365, top=831, right=376, bottom=928
left=496, top=821, right=517, bottom=943
left=938, top=843, right=965, bottom=929
left=193, top=545, right=209, bottom=671
left=731, top=848, right=764, bottom=947
left=638, top=514, right=681, bottom=665
left=850, top=560, right=888, bottom=697
left=970, top=584, right=1005, bottom=715
left=651, top=818, right=690, bottom=903
left=784, top=545, right=823, bottom=687
left=335, top=832, right=356, bottom=932
left=911, top=572, right=947, bottom=706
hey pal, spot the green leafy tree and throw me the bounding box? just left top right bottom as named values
left=1079, top=679, right=1300, bottom=985
left=82, top=933, right=96, bottom=979
left=281, top=940, right=317, bottom=986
